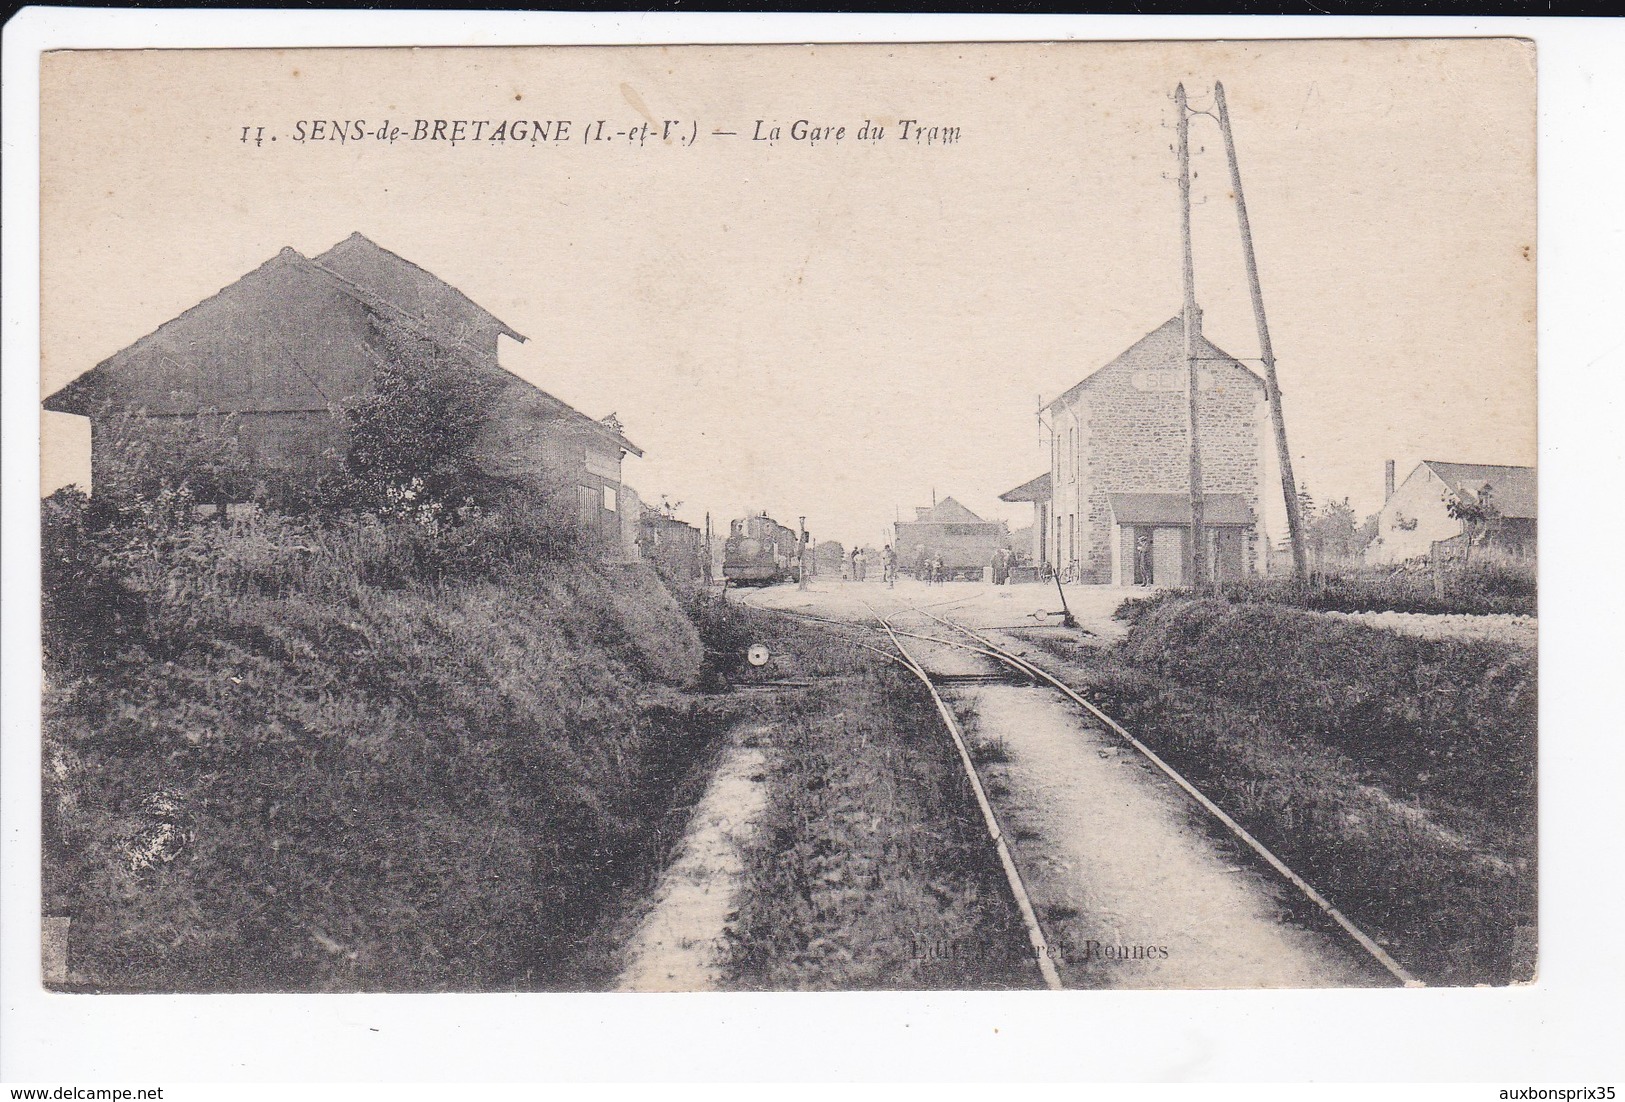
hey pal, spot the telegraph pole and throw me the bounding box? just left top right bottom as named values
left=798, top=515, right=808, bottom=590
left=1215, top=81, right=1309, bottom=585
left=704, top=511, right=714, bottom=586
left=1176, top=84, right=1209, bottom=590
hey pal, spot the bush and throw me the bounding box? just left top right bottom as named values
left=342, top=320, right=506, bottom=512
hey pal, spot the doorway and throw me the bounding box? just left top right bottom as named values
left=1152, top=527, right=1186, bottom=587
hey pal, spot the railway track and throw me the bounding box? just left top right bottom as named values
left=775, top=598, right=1423, bottom=990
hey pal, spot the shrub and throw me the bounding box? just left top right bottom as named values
left=342, top=320, right=506, bottom=512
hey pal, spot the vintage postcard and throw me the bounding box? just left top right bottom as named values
left=36, top=38, right=1535, bottom=997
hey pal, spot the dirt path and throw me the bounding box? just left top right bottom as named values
left=615, top=726, right=770, bottom=992
left=953, top=674, right=1382, bottom=988
left=739, top=579, right=1388, bottom=989
left=1325, top=609, right=1536, bottom=649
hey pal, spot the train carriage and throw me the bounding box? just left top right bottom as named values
left=723, top=512, right=805, bottom=586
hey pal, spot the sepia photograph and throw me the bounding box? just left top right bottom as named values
left=32, top=36, right=1539, bottom=1002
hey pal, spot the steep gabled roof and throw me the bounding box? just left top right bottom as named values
left=41, top=235, right=645, bottom=464
left=1044, top=315, right=1263, bottom=412
left=43, top=247, right=343, bottom=416
left=999, top=472, right=1052, bottom=503
left=314, top=233, right=525, bottom=344
left=44, top=235, right=529, bottom=418
left=1420, top=461, right=1536, bottom=519
left=907, top=497, right=989, bottom=524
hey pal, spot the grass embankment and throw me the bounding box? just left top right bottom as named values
left=1117, top=560, right=1536, bottom=620
left=691, top=600, right=1040, bottom=991
left=1029, top=598, right=1535, bottom=987
left=43, top=493, right=723, bottom=992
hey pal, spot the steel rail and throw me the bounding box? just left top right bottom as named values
left=911, top=606, right=1424, bottom=989
left=757, top=599, right=1423, bottom=985
left=770, top=608, right=1039, bottom=678
left=861, top=602, right=1064, bottom=991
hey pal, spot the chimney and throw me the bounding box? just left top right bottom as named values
left=1384, top=459, right=1396, bottom=502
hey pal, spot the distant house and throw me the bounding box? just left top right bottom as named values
left=893, top=497, right=1010, bottom=579
left=42, top=233, right=641, bottom=551
left=1040, top=314, right=1270, bottom=586
left=1365, top=460, right=1536, bottom=565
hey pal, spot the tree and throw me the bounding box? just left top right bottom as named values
left=1309, top=497, right=1361, bottom=565
left=1296, top=481, right=1317, bottom=525
left=1444, top=482, right=1500, bottom=567
left=343, top=320, right=504, bottom=511
left=1357, top=512, right=1380, bottom=555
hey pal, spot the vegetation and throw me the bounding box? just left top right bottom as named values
left=41, top=483, right=722, bottom=991
left=342, top=322, right=506, bottom=511
left=40, top=342, right=724, bottom=991
left=43, top=362, right=1031, bottom=990
left=1443, top=482, right=1504, bottom=568
left=714, top=607, right=1039, bottom=990
left=1115, top=556, right=1537, bottom=621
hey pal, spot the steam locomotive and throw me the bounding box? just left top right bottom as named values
left=723, top=513, right=806, bottom=586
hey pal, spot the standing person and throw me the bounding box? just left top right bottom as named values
left=848, top=546, right=858, bottom=582
left=882, top=544, right=897, bottom=588
left=1134, top=531, right=1154, bottom=587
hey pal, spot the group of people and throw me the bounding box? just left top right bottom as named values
left=839, top=543, right=1020, bottom=586
left=843, top=544, right=899, bottom=586
left=914, top=547, right=948, bottom=585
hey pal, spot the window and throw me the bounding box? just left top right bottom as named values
left=603, top=485, right=618, bottom=513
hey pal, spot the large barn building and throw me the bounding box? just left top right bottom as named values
left=893, top=497, right=1010, bottom=580
left=42, top=233, right=642, bottom=552
left=1010, top=314, right=1271, bottom=586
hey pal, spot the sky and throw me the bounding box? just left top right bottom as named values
left=39, top=39, right=1535, bottom=551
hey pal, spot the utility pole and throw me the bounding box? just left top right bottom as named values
left=1176, top=83, right=1209, bottom=591
left=797, top=515, right=808, bottom=591
left=1215, top=81, right=1309, bottom=585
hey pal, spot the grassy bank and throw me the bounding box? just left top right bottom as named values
left=42, top=491, right=716, bottom=992
left=1116, top=559, right=1537, bottom=620
left=701, top=602, right=1040, bottom=991
left=1025, top=598, right=1535, bottom=986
